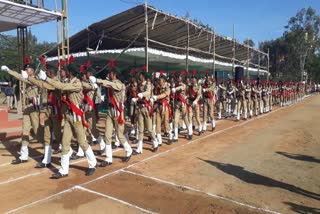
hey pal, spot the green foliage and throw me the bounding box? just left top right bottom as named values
left=260, top=7, right=320, bottom=82
left=0, top=30, right=55, bottom=82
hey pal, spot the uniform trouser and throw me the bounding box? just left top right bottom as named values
left=59, top=113, right=96, bottom=175
left=262, top=97, right=268, bottom=110
left=203, top=98, right=214, bottom=122
left=269, top=96, right=273, bottom=109
left=155, top=107, right=170, bottom=134
left=42, top=109, right=62, bottom=164
left=245, top=98, right=251, bottom=112
left=218, top=100, right=226, bottom=113
left=19, top=106, right=41, bottom=160
left=130, top=101, right=137, bottom=125
left=138, top=107, right=157, bottom=142
left=251, top=99, right=258, bottom=114
left=174, top=105, right=189, bottom=129
left=226, top=98, right=232, bottom=114
left=237, top=98, right=247, bottom=114
left=85, top=111, right=100, bottom=140
left=189, top=104, right=201, bottom=129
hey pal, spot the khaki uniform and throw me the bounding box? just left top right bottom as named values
left=188, top=83, right=203, bottom=134
left=7, top=70, right=41, bottom=161
left=154, top=82, right=172, bottom=144
left=97, top=78, right=132, bottom=163
left=217, top=83, right=227, bottom=119
left=262, top=87, right=268, bottom=112
left=202, top=81, right=216, bottom=131
left=134, top=80, right=158, bottom=154
left=28, top=76, right=62, bottom=164
left=237, top=83, right=247, bottom=120
left=129, top=81, right=139, bottom=134
left=226, top=84, right=235, bottom=117
left=47, top=77, right=96, bottom=175
left=251, top=86, right=259, bottom=116
left=245, top=85, right=252, bottom=117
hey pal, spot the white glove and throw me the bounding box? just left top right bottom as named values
left=193, top=100, right=198, bottom=106
left=203, top=88, right=206, bottom=92
left=100, top=95, right=105, bottom=102
left=89, top=76, right=97, bottom=84
left=1, top=65, right=9, bottom=72
left=171, top=88, right=176, bottom=93
left=131, top=98, right=138, bottom=103
left=92, top=83, right=98, bottom=89
left=138, top=93, right=143, bottom=99
left=152, top=95, right=157, bottom=101
left=149, top=98, right=154, bottom=103
left=21, top=70, right=29, bottom=79
left=39, top=70, right=47, bottom=81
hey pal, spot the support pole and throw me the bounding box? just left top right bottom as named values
left=186, top=22, right=190, bottom=73
left=246, top=40, right=250, bottom=80
left=267, top=49, right=270, bottom=81
left=144, top=0, right=149, bottom=72
left=212, top=31, right=216, bottom=80
left=258, top=53, right=261, bottom=80
left=232, top=24, right=235, bottom=77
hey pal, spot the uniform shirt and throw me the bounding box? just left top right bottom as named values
left=97, top=79, right=125, bottom=104
left=237, top=83, right=246, bottom=98
left=82, top=81, right=96, bottom=112
left=245, top=85, right=251, bottom=99
left=138, top=80, right=152, bottom=99
left=8, top=70, right=38, bottom=100
left=203, top=81, right=215, bottom=98
left=47, top=77, right=83, bottom=106
left=189, top=83, right=202, bottom=102
left=218, top=84, right=226, bottom=98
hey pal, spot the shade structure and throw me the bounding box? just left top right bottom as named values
left=0, top=0, right=61, bottom=32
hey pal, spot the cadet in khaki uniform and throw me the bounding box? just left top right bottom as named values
left=89, top=66, right=132, bottom=166
left=152, top=74, right=172, bottom=145
left=24, top=64, right=62, bottom=168
left=226, top=80, right=235, bottom=118
left=244, top=81, right=252, bottom=118
left=202, top=72, right=216, bottom=132
left=39, top=64, right=97, bottom=178
left=251, top=81, right=259, bottom=116
left=188, top=71, right=203, bottom=136
left=217, top=79, right=227, bottom=119
left=262, top=82, right=268, bottom=113
left=1, top=65, right=41, bottom=164
left=171, top=71, right=193, bottom=141
left=129, top=70, right=139, bottom=136
left=132, top=70, right=159, bottom=155
left=236, top=80, right=247, bottom=121
left=72, top=66, right=106, bottom=159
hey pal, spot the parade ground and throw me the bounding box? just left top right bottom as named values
left=0, top=95, right=319, bottom=214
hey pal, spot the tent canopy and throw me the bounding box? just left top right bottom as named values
left=46, top=4, right=268, bottom=71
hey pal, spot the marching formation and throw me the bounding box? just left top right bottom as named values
left=0, top=56, right=316, bottom=179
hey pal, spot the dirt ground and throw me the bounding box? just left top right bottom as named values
left=0, top=95, right=319, bottom=214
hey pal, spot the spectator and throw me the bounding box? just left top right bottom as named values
left=4, top=82, right=14, bottom=110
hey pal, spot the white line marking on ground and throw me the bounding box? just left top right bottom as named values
left=0, top=172, right=41, bottom=185
left=121, top=170, right=282, bottom=214
left=5, top=187, right=76, bottom=214
left=4, top=95, right=314, bottom=213
left=75, top=186, right=157, bottom=214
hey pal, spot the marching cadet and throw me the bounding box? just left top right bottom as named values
left=268, top=82, right=273, bottom=111
left=244, top=80, right=252, bottom=118
left=217, top=79, right=227, bottom=120
left=152, top=72, right=173, bottom=145
left=131, top=68, right=159, bottom=155
left=236, top=80, right=247, bottom=121
left=251, top=81, right=259, bottom=116
left=39, top=62, right=97, bottom=178
left=202, top=70, right=216, bottom=132
left=262, top=82, right=268, bottom=113
left=129, top=69, right=139, bottom=136
left=81, top=64, right=106, bottom=156
left=89, top=60, right=132, bottom=166
left=226, top=79, right=235, bottom=118
left=257, top=82, right=263, bottom=113
left=188, top=70, right=203, bottom=136
left=22, top=60, right=62, bottom=168
left=1, top=61, right=42, bottom=164
left=171, top=71, right=193, bottom=141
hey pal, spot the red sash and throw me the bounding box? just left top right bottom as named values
left=161, top=99, right=172, bottom=119
left=130, top=87, right=137, bottom=98
left=177, top=93, right=190, bottom=113
left=108, top=89, right=124, bottom=125
left=61, top=97, right=89, bottom=128
left=143, top=98, right=154, bottom=117
left=48, top=92, right=62, bottom=121
left=190, top=87, right=197, bottom=98
left=83, top=91, right=99, bottom=120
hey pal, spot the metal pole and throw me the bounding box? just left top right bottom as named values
left=186, top=22, right=190, bottom=73
left=258, top=53, right=261, bottom=79
left=232, top=24, right=235, bottom=77
left=212, top=31, right=216, bottom=80
left=267, top=49, right=270, bottom=81
left=144, top=0, right=149, bottom=72
left=246, top=40, right=249, bottom=80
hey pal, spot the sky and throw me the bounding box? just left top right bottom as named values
left=3, top=0, right=320, bottom=47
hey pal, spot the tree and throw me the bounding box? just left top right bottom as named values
left=284, top=7, right=320, bottom=81
left=244, top=39, right=255, bottom=47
